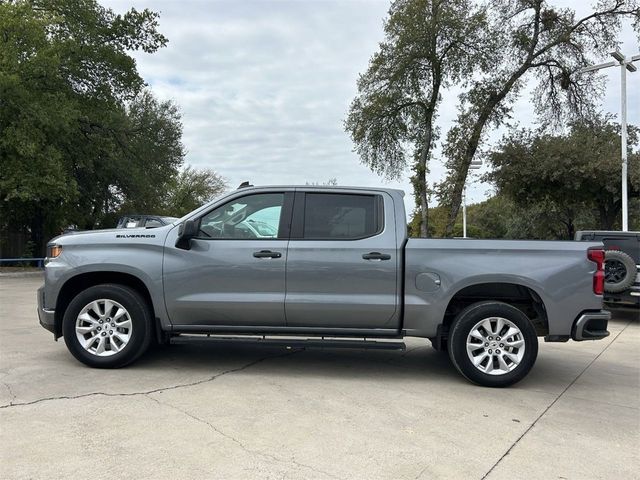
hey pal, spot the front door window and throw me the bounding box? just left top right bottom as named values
left=198, top=193, right=284, bottom=239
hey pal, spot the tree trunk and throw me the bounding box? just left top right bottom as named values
left=557, top=208, right=576, bottom=239
left=565, top=220, right=575, bottom=240
left=414, top=121, right=433, bottom=238
left=414, top=68, right=441, bottom=237
left=29, top=208, right=46, bottom=258
left=443, top=108, right=491, bottom=237
left=443, top=64, right=532, bottom=237
left=598, top=202, right=620, bottom=230
left=419, top=192, right=429, bottom=238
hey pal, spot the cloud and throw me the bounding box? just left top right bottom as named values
left=102, top=0, right=639, bottom=215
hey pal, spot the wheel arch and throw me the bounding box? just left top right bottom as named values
left=433, top=282, right=548, bottom=351
left=54, top=271, right=157, bottom=339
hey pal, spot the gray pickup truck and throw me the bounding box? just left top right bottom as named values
left=38, top=185, right=610, bottom=387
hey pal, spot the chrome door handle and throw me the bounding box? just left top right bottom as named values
left=362, top=252, right=391, bottom=261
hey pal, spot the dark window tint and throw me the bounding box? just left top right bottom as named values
left=303, top=193, right=382, bottom=239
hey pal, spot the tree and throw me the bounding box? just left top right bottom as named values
left=409, top=195, right=517, bottom=238
left=162, top=167, right=227, bottom=217
left=88, top=91, right=186, bottom=228
left=345, top=0, right=490, bottom=237
left=410, top=194, right=611, bottom=240
left=438, top=0, right=640, bottom=236
left=0, top=0, right=183, bottom=253
left=487, top=118, right=640, bottom=238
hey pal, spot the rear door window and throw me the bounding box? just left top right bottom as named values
left=302, top=193, right=382, bottom=240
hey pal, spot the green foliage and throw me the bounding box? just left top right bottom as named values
left=161, top=167, right=227, bottom=217
left=410, top=196, right=511, bottom=238
left=414, top=118, right=640, bottom=241
left=345, top=0, right=490, bottom=179
left=1, top=1, right=81, bottom=238
left=432, top=0, right=640, bottom=235
left=0, top=0, right=202, bottom=254
left=345, top=0, right=490, bottom=236
left=413, top=195, right=593, bottom=240
left=416, top=194, right=639, bottom=243
left=103, top=91, right=186, bottom=224
left=488, top=118, right=640, bottom=238
left=349, top=0, right=639, bottom=237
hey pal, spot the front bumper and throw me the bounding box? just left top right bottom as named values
left=571, top=310, right=610, bottom=341
left=37, top=286, right=56, bottom=335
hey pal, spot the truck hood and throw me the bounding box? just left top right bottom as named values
left=50, top=225, right=175, bottom=246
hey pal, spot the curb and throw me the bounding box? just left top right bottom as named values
left=0, top=271, right=44, bottom=279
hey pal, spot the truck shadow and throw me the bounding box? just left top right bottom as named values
left=132, top=318, right=638, bottom=388
left=137, top=341, right=459, bottom=383
left=127, top=312, right=638, bottom=387
left=607, top=307, right=639, bottom=322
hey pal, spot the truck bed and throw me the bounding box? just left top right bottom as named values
left=403, top=238, right=604, bottom=338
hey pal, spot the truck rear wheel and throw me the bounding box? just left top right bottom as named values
left=447, top=301, right=538, bottom=388
left=62, top=284, right=152, bottom=368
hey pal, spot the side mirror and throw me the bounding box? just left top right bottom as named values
left=176, top=219, right=198, bottom=250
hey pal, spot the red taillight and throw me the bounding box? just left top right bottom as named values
left=588, top=248, right=605, bottom=295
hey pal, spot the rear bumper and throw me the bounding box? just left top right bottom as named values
left=571, top=310, right=610, bottom=341
left=604, top=285, right=640, bottom=308
left=37, top=286, right=56, bottom=335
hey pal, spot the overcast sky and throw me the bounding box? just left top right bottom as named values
left=103, top=0, right=639, bottom=215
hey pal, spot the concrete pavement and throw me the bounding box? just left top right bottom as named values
left=1, top=277, right=638, bottom=479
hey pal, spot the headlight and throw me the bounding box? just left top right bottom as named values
left=47, top=245, right=63, bottom=259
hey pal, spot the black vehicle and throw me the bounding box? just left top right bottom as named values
left=576, top=230, right=640, bottom=308
left=116, top=215, right=179, bottom=229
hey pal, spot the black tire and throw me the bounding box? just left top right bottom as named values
left=604, top=250, right=636, bottom=293
left=62, top=284, right=153, bottom=368
left=447, top=301, right=538, bottom=388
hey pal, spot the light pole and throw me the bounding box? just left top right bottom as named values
left=579, top=51, right=639, bottom=231
left=463, top=160, right=482, bottom=238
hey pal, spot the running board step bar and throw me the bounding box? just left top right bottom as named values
left=170, top=335, right=406, bottom=351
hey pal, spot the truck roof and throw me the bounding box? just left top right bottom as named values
left=236, top=184, right=406, bottom=197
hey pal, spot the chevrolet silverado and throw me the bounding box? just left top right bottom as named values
left=38, top=185, right=610, bottom=387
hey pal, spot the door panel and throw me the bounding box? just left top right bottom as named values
left=163, top=191, right=290, bottom=327
left=285, top=192, right=400, bottom=330
left=163, top=238, right=288, bottom=326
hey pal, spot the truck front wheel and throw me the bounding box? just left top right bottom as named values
left=447, top=301, right=538, bottom=388
left=62, top=284, right=153, bottom=368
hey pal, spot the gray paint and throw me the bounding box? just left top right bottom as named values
left=163, top=236, right=289, bottom=326
left=403, top=238, right=603, bottom=337
left=415, top=273, right=441, bottom=293
left=42, top=229, right=171, bottom=328
left=40, top=186, right=606, bottom=341
left=285, top=190, right=399, bottom=329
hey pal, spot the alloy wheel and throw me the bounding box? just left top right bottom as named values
left=465, top=316, right=525, bottom=376
left=75, top=299, right=133, bottom=356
